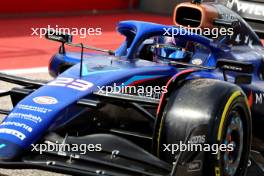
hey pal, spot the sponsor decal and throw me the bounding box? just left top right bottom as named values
left=33, top=96, right=58, bottom=105
left=48, top=77, right=94, bottom=91
left=0, top=128, right=26, bottom=141
left=188, top=160, right=202, bottom=172
left=8, top=113, right=42, bottom=123
left=17, top=104, right=52, bottom=113
left=47, top=35, right=64, bottom=41
left=255, top=93, right=264, bottom=104
left=226, top=0, right=264, bottom=17
left=189, top=135, right=206, bottom=144
left=233, top=34, right=253, bottom=46
left=1, top=122, right=33, bottom=133
left=191, top=58, right=203, bottom=65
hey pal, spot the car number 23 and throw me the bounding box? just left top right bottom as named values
left=48, top=77, right=94, bottom=91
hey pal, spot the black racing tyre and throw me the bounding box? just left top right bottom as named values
left=153, top=79, right=252, bottom=176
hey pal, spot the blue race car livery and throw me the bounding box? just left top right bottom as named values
left=0, top=1, right=263, bottom=176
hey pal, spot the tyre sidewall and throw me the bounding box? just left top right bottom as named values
left=209, top=92, right=252, bottom=176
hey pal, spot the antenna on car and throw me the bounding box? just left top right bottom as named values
left=80, top=43, right=84, bottom=77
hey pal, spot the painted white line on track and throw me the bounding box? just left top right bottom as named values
left=0, top=67, right=48, bottom=75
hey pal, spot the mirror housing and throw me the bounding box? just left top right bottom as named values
left=216, top=59, right=254, bottom=74
left=45, top=29, right=73, bottom=54
left=217, top=59, right=254, bottom=84
left=45, top=29, right=72, bottom=44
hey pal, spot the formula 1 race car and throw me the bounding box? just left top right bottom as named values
left=0, top=1, right=263, bottom=176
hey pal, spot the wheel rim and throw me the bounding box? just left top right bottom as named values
left=223, top=110, right=244, bottom=176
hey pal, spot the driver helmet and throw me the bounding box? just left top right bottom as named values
left=153, top=37, right=192, bottom=63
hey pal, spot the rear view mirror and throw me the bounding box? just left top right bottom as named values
left=45, top=29, right=72, bottom=44
left=217, top=59, right=254, bottom=84
left=45, top=29, right=73, bottom=54
left=216, top=59, right=254, bottom=74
